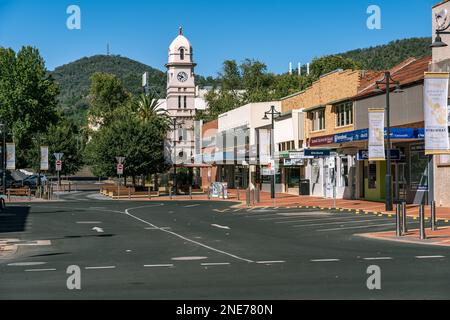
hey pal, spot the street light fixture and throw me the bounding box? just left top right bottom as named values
left=374, top=71, right=402, bottom=212
left=262, top=105, right=281, bottom=199
left=431, top=11, right=450, bottom=48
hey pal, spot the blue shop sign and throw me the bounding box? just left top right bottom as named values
left=304, top=149, right=331, bottom=157
left=334, top=128, right=424, bottom=144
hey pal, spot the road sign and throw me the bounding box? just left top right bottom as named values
left=54, top=153, right=64, bottom=161
left=55, top=160, right=62, bottom=172
left=117, top=164, right=124, bottom=175
left=116, top=157, right=126, bottom=164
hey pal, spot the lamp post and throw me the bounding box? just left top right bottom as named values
left=171, top=117, right=185, bottom=195
left=374, top=72, right=403, bottom=211
left=0, top=124, right=5, bottom=195
left=263, top=106, right=281, bottom=199
left=431, top=11, right=450, bottom=48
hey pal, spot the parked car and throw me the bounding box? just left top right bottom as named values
left=22, top=174, right=48, bottom=188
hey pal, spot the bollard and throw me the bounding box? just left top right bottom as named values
left=252, top=188, right=255, bottom=206
left=207, top=186, right=211, bottom=200
left=402, top=201, right=407, bottom=234
left=128, top=186, right=131, bottom=200
left=237, top=187, right=240, bottom=201
left=169, top=188, right=173, bottom=200
left=431, top=200, right=437, bottom=231
left=148, top=186, right=151, bottom=200
left=256, top=186, right=260, bottom=203
left=419, top=204, right=426, bottom=240
left=396, top=203, right=401, bottom=237
left=246, top=188, right=250, bottom=208
left=189, top=186, right=192, bottom=200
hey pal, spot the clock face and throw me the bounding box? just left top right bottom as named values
left=177, top=72, right=188, bottom=82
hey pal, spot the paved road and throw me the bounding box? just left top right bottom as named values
left=1, top=191, right=450, bottom=299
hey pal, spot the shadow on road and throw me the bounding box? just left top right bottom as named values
left=0, top=206, right=30, bottom=234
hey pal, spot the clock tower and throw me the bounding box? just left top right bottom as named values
left=166, top=27, right=197, bottom=165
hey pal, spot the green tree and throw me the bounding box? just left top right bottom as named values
left=26, top=119, right=84, bottom=176
left=85, top=115, right=169, bottom=182
left=130, top=93, right=168, bottom=123
left=0, top=46, right=59, bottom=168
left=308, top=55, right=361, bottom=80
left=88, top=72, right=130, bottom=125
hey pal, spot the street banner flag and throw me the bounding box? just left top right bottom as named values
left=368, top=108, right=386, bottom=161
left=40, top=146, right=49, bottom=171
left=259, top=129, right=271, bottom=165
left=6, top=143, right=15, bottom=170
left=424, top=72, right=450, bottom=155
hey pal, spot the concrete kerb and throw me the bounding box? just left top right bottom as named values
left=355, top=229, right=450, bottom=248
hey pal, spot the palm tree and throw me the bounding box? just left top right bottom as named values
left=131, top=93, right=168, bottom=123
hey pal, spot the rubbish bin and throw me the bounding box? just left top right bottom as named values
left=299, top=179, right=310, bottom=196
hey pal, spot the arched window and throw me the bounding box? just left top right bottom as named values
left=180, top=48, right=185, bottom=60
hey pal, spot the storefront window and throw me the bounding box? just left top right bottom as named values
left=287, top=168, right=300, bottom=188
left=340, top=157, right=349, bottom=187
left=410, top=144, right=428, bottom=191
left=368, top=163, right=377, bottom=189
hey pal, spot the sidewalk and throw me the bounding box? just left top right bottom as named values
left=358, top=228, right=450, bottom=247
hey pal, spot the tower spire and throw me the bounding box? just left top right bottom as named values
left=179, top=26, right=183, bottom=35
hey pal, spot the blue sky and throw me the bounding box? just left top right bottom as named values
left=0, top=0, right=438, bottom=76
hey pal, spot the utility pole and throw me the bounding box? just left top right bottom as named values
left=262, top=106, right=281, bottom=199
left=375, top=72, right=403, bottom=212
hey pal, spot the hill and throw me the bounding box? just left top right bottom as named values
left=339, top=37, right=431, bottom=70
left=51, top=55, right=167, bottom=126
left=51, top=37, right=432, bottom=126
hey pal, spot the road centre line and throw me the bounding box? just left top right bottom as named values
left=144, top=264, right=174, bottom=268
left=256, top=261, right=286, bottom=264
left=201, top=263, right=231, bottom=266
left=125, top=206, right=254, bottom=263
left=85, top=266, right=116, bottom=270
left=310, top=259, right=340, bottom=262
left=184, top=204, right=200, bottom=208
left=363, top=257, right=393, bottom=261
left=415, top=255, right=445, bottom=259
left=25, top=268, right=57, bottom=272
left=291, top=218, right=392, bottom=228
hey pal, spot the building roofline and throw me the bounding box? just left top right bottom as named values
left=433, top=0, right=450, bottom=9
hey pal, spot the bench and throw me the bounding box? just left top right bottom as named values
left=7, top=188, right=31, bottom=201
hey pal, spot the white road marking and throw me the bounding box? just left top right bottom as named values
left=310, top=259, right=340, bottom=262
left=125, top=206, right=254, bottom=263
left=76, top=221, right=102, bottom=224
left=144, top=264, right=174, bottom=268
left=92, top=227, right=104, bottom=233
left=256, top=261, right=286, bottom=264
left=25, top=268, right=57, bottom=272
left=201, top=263, right=231, bottom=266
left=415, top=255, right=445, bottom=259
left=292, top=218, right=392, bottom=228
left=85, top=266, right=116, bottom=270
left=211, top=224, right=230, bottom=230
left=171, top=256, right=208, bottom=261
left=184, top=204, right=200, bottom=208
left=317, top=223, right=396, bottom=232
left=363, top=257, right=393, bottom=261
left=8, top=262, right=47, bottom=267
